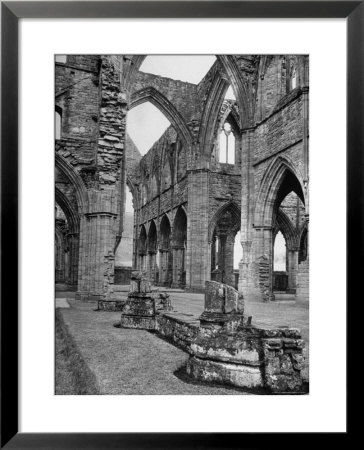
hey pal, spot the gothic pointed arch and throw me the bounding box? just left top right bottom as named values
left=138, top=225, right=147, bottom=255
left=172, top=207, right=187, bottom=247
left=274, top=209, right=298, bottom=250
left=55, top=188, right=80, bottom=234
left=217, top=55, right=254, bottom=128
left=130, top=87, right=193, bottom=149
left=159, top=214, right=171, bottom=250
left=55, top=153, right=88, bottom=213
left=208, top=201, right=241, bottom=243
left=147, top=220, right=158, bottom=252
left=254, top=156, right=305, bottom=228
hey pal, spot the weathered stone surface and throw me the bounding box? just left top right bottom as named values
left=156, top=313, right=199, bottom=352
left=187, top=356, right=264, bottom=389
left=98, top=300, right=126, bottom=311
left=122, top=297, right=155, bottom=317
left=191, top=333, right=262, bottom=366
left=119, top=315, right=156, bottom=330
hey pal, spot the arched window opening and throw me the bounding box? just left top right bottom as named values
left=274, top=231, right=286, bottom=271
left=224, top=85, right=236, bottom=101
left=141, top=183, right=148, bottom=206
left=218, top=121, right=235, bottom=164
left=234, top=232, right=242, bottom=270
left=151, top=174, right=158, bottom=199
left=55, top=107, right=62, bottom=139
left=176, top=142, right=186, bottom=181
left=270, top=169, right=306, bottom=296
left=127, top=102, right=170, bottom=155
left=290, top=63, right=297, bottom=90
left=214, top=235, right=219, bottom=270
left=55, top=55, right=67, bottom=64
left=162, top=158, right=172, bottom=191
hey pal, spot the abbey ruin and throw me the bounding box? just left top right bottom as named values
left=55, top=55, right=309, bottom=305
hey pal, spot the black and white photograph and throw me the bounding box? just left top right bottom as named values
left=55, top=54, right=309, bottom=396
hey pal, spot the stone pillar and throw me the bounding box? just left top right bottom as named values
left=147, top=251, right=157, bottom=285
left=76, top=190, right=118, bottom=301
left=186, top=169, right=210, bottom=291
left=68, top=232, right=79, bottom=286
left=224, top=235, right=235, bottom=288
left=287, top=246, right=299, bottom=294
left=217, top=235, right=226, bottom=283
left=239, top=128, right=261, bottom=299
left=55, top=236, right=65, bottom=283
left=172, top=246, right=184, bottom=288
left=158, top=250, right=166, bottom=285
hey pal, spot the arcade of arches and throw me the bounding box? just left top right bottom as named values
left=55, top=54, right=309, bottom=302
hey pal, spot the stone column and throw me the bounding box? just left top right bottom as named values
left=55, top=236, right=65, bottom=283
left=158, top=250, right=166, bottom=285
left=287, top=246, right=299, bottom=294
left=302, top=85, right=309, bottom=214
left=224, top=235, right=235, bottom=288
left=147, top=251, right=157, bottom=285
left=68, top=232, right=79, bottom=286
left=217, top=235, right=227, bottom=284
left=172, top=246, right=184, bottom=288
left=76, top=190, right=118, bottom=301
left=186, top=168, right=210, bottom=291
left=239, top=128, right=260, bottom=299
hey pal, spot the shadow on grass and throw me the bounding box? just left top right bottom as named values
left=55, top=309, right=100, bottom=395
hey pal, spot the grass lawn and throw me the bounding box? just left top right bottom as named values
left=57, top=301, right=250, bottom=395
left=55, top=309, right=100, bottom=395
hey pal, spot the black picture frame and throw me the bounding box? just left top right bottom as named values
left=1, top=1, right=359, bottom=447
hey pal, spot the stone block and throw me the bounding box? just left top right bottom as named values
left=98, top=300, right=126, bottom=311
left=191, top=332, right=262, bottom=366
left=187, top=356, right=264, bottom=390
left=122, top=297, right=155, bottom=317
left=120, top=315, right=156, bottom=330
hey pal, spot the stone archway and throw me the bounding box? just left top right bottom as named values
left=55, top=186, right=80, bottom=287
left=130, top=87, right=193, bottom=150
left=209, top=202, right=241, bottom=288
left=253, top=157, right=305, bottom=301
